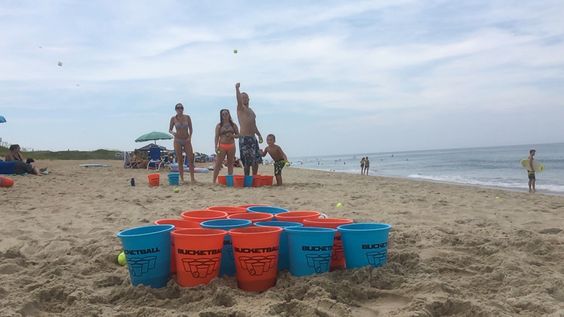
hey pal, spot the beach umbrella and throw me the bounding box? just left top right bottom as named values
left=135, top=131, right=173, bottom=144
left=0, top=115, right=6, bottom=123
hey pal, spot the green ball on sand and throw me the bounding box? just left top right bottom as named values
left=117, top=251, right=126, bottom=266
left=174, top=188, right=180, bottom=193
left=336, top=202, right=343, bottom=208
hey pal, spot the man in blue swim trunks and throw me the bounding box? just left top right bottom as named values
left=235, top=83, right=263, bottom=176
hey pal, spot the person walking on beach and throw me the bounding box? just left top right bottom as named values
left=261, top=134, right=288, bottom=186
left=169, top=103, right=195, bottom=184
left=360, top=157, right=366, bottom=175
left=528, top=149, right=536, bottom=193
left=212, top=109, right=239, bottom=183
left=364, top=157, right=370, bottom=175
left=235, top=83, right=263, bottom=176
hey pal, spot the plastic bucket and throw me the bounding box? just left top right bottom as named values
left=275, top=211, right=321, bottom=224
left=168, top=172, right=180, bottom=186
left=0, top=176, right=14, bottom=188
left=230, top=226, right=282, bottom=292
left=207, top=206, right=247, bottom=215
left=116, top=224, right=174, bottom=288
left=303, top=218, right=354, bottom=270
left=154, top=219, right=201, bottom=273
left=217, top=175, right=227, bottom=185
left=244, top=175, right=254, bottom=187
left=181, top=210, right=228, bottom=223
left=228, top=212, right=274, bottom=223
left=256, top=221, right=303, bottom=270
left=172, top=228, right=227, bottom=287
left=148, top=173, right=160, bottom=187
left=201, top=219, right=252, bottom=276
left=233, top=175, right=245, bottom=188
left=252, top=176, right=262, bottom=187
left=226, top=175, right=234, bottom=187
left=286, top=227, right=336, bottom=277
left=247, top=206, right=288, bottom=215
left=261, top=175, right=274, bottom=186
left=338, top=223, right=392, bottom=269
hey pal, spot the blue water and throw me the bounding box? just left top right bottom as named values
left=293, top=143, right=564, bottom=194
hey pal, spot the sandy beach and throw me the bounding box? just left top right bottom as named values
left=1, top=160, right=563, bottom=317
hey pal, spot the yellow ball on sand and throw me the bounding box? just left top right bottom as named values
left=117, top=251, right=126, bottom=266
left=174, top=188, right=180, bottom=193
left=336, top=202, right=343, bottom=208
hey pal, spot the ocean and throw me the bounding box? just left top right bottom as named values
left=293, top=143, right=564, bottom=194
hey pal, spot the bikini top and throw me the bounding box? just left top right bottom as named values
left=219, top=123, right=235, bottom=136
left=174, top=116, right=190, bottom=129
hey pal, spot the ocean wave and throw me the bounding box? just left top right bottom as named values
left=407, top=174, right=564, bottom=193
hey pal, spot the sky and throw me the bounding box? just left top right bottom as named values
left=1, top=0, right=564, bottom=157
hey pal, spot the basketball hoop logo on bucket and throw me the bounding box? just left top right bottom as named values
left=238, top=255, right=277, bottom=276
left=181, top=256, right=221, bottom=278
left=302, top=245, right=333, bottom=273
left=127, top=256, right=157, bottom=277
left=362, top=242, right=388, bottom=267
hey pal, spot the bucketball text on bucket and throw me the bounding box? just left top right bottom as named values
left=234, top=246, right=278, bottom=253
left=362, top=242, right=388, bottom=249
left=302, top=246, right=333, bottom=251
left=177, top=248, right=222, bottom=255
left=124, top=248, right=160, bottom=255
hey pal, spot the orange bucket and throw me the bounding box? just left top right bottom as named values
left=0, top=176, right=14, bottom=188
left=148, top=173, right=160, bottom=187
left=261, top=175, right=274, bottom=186
left=217, top=175, right=227, bottom=185
left=228, top=212, right=274, bottom=223
left=252, top=175, right=262, bottom=187
left=275, top=211, right=321, bottom=224
left=181, top=210, right=227, bottom=223
left=172, top=228, right=227, bottom=287
left=303, top=218, right=354, bottom=270
left=207, top=206, right=247, bottom=215
left=233, top=175, right=245, bottom=188
left=229, top=226, right=282, bottom=292
left=154, top=219, right=201, bottom=273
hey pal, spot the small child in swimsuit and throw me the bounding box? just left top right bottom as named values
left=261, top=134, right=288, bottom=186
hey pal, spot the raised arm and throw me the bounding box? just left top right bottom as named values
left=236, top=82, right=243, bottom=111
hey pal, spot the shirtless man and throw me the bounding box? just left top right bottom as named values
left=235, top=83, right=263, bottom=176
left=527, top=149, right=536, bottom=193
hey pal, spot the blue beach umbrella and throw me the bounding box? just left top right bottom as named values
left=0, top=115, right=6, bottom=123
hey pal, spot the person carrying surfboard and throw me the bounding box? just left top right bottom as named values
left=528, top=149, right=536, bottom=193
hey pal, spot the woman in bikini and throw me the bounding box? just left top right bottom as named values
left=212, top=109, right=239, bottom=183
left=169, top=103, right=195, bottom=183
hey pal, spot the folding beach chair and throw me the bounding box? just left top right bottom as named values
left=147, top=147, right=163, bottom=170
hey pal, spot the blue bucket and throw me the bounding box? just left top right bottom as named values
left=116, top=224, right=174, bottom=288
left=338, top=223, right=392, bottom=269
left=285, top=227, right=336, bottom=276
left=244, top=175, right=253, bottom=187
left=247, top=206, right=288, bottom=215
left=226, top=175, right=234, bottom=187
left=168, top=172, right=180, bottom=186
left=255, top=221, right=303, bottom=270
left=200, top=219, right=252, bottom=276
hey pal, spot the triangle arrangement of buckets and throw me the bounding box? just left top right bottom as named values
left=116, top=205, right=392, bottom=292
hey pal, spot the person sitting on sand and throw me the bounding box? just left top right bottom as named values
left=131, top=150, right=148, bottom=169
left=4, top=144, right=44, bottom=175
left=235, top=82, right=263, bottom=176
left=261, top=134, right=288, bottom=186
left=528, top=149, right=536, bottom=193
left=169, top=103, right=195, bottom=183
left=213, top=109, right=240, bottom=183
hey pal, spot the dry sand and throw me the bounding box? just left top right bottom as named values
left=1, top=160, right=563, bottom=317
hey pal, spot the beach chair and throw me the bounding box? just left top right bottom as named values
left=147, top=147, right=163, bottom=170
